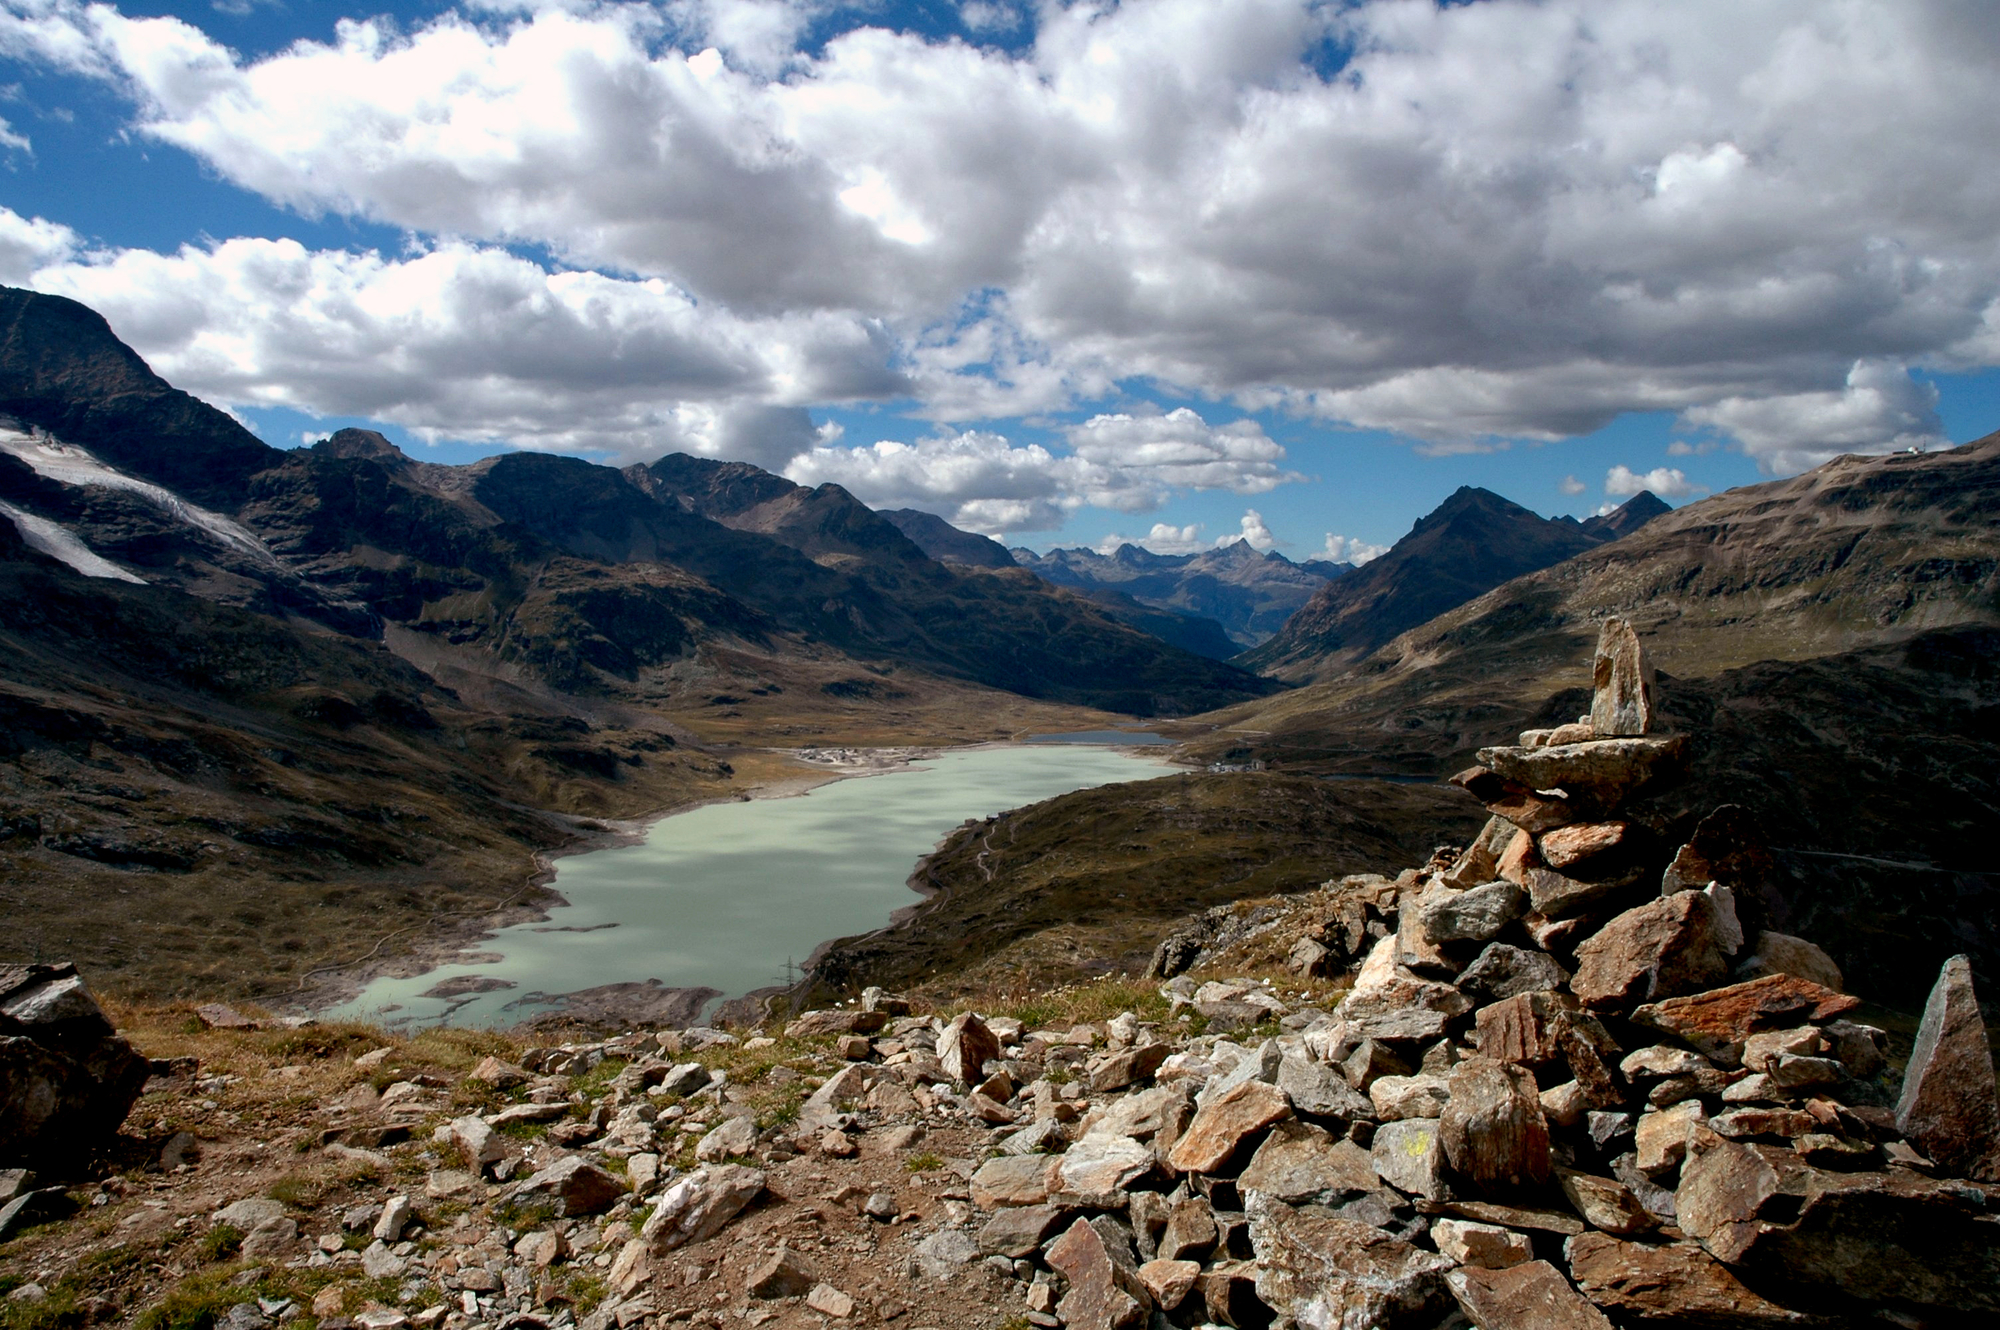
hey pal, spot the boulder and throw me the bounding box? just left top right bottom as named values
left=1045, top=1217, right=1151, bottom=1330
left=1895, top=954, right=2000, bottom=1182
left=1570, top=891, right=1729, bottom=1010
left=1135, top=1259, right=1200, bottom=1312
left=1440, top=815, right=1518, bottom=887
left=1370, top=1074, right=1451, bottom=1121
left=970, top=1154, right=1059, bottom=1208
left=1565, top=1232, right=1815, bottom=1327
left=1274, top=1049, right=1374, bottom=1121
left=1371, top=1117, right=1451, bottom=1200
left=1165, top=1079, right=1290, bottom=1174
left=694, top=1115, right=758, bottom=1163
left=1238, top=1122, right=1378, bottom=1204
left=1555, top=1169, right=1655, bottom=1236
left=640, top=1164, right=765, bottom=1253
left=1629, top=975, right=1860, bottom=1067
left=1733, top=932, right=1843, bottom=992
left=1477, top=735, right=1687, bottom=806
left=785, top=1009, right=889, bottom=1039
left=1090, top=1041, right=1169, bottom=1094
left=912, top=1228, right=981, bottom=1281
left=512, top=1157, right=625, bottom=1217
left=976, top=1204, right=1064, bottom=1258
left=1247, top=1194, right=1452, bottom=1330
left=937, top=1013, right=1001, bottom=1087
left=1440, top=1057, right=1551, bottom=1194
left=1589, top=617, right=1655, bottom=736
left=1059, top=1133, right=1154, bottom=1194
left=1458, top=944, right=1570, bottom=1002
left=1475, top=991, right=1568, bottom=1067
left=0, top=964, right=150, bottom=1170
left=1341, top=935, right=1474, bottom=1021
left=1538, top=822, right=1632, bottom=873
left=1660, top=804, right=1775, bottom=896
left=1447, top=1260, right=1614, bottom=1330
left=747, top=1247, right=818, bottom=1299
left=1419, top=879, right=1526, bottom=944
left=1156, top=1197, right=1218, bottom=1263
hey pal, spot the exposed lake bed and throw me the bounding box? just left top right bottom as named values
left=321, top=739, right=1175, bottom=1028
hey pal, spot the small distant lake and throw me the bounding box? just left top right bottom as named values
left=323, top=743, right=1171, bottom=1027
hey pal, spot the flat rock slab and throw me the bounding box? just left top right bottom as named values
left=1895, top=954, right=2000, bottom=1182
left=1238, top=1122, right=1378, bottom=1204
left=640, top=1164, right=764, bottom=1253
left=1565, top=1232, right=1820, bottom=1327
left=1166, top=1079, right=1291, bottom=1174
left=1477, top=735, right=1687, bottom=803
left=1630, top=975, right=1860, bottom=1066
left=971, top=1154, right=1060, bottom=1209
left=1448, top=1259, right=1614, bottom=1330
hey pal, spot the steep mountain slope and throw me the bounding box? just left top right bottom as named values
left=878, top=507, right=1016, bottom=568
left=1012, top=539, right=1343, bottom=647
left=0, top=288, right=278, bottom=508
left=1242, top=486, right=1652, bottom=681
left=0, top=287, right=1273, bottom=717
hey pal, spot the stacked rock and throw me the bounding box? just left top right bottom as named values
left=927, top=617, right=2000, bottom=1329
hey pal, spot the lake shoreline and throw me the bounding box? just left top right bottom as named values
left=299, top=736, right=1178, bottom=1025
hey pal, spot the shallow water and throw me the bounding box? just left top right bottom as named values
left=325, top=743, right=1171, bottom=1027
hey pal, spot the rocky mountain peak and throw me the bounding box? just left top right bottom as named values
left=311, top=429, right=409, bottom=465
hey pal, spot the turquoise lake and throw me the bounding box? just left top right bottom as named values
left=325, top=742, right=1171, bottom=1027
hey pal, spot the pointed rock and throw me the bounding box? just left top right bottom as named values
left=1896, top=954, right=2000, bottom=1182
left=1167, top=1079, right=1290, bottom=1174
left=1629, top=974, right=1860, bottom=1067
left=1589, top=617, right=1655, bottom=736
left=938, top=1012, right=1000, bottom=1087
left=1046, top=1217, right=1151, bottom=1330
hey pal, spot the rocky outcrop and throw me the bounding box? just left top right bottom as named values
left=0, top=963, right=149, bottom=1172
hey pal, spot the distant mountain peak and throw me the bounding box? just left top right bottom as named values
left=1581, top=490, right=1672, bottom=542
left=313, top=429, right=408, bottom=465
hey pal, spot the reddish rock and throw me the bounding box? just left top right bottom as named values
left=1539, top=822, right=1631, bottom=872
left=1571, top=891, right=1729, bottom=1011
left=1565, top=1232, right=1818, bottom=1327
left=1247, top=1195, right=1452, bottom=1330
left=1165, top=1079, right=1291, bottom=1174
left=1238, top=1122, right=1378, bottom=1204
left=1440, top=1057, right=1551, bottom=1194
left=1895, top=954, right=2000, bottom=1182
left=1447, top=1260, right=1614, bottom=1330
left=1046, top=1217, right=1151, bottom=1330
left=1556, top=1009, right=1627, bottom=1110
left=1155, top=1197, right=1217, bottom=1263
left=1476, top=991, right=1568, bottom=1067
left=1440, top=813, right=1519, bottom=886
left=1629, top=975, right=1861, bottom=1067
left=1555, top=1169, right=1655, bottom=1236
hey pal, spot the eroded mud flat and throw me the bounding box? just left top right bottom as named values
left=327, top=743, right=1170, bottom=1027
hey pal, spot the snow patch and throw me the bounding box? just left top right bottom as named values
left=0, top=426, right=276, bottom=562
left=0, top=501, right=146, bottom=583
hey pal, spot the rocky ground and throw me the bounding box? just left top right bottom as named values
left=6, top=620, right=1999, bottom=1330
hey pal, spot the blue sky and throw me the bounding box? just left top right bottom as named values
left=3, top=0, right=1997, bottom=560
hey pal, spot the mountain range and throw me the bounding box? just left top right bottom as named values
left=1008, top=539, right=1352, bottom=650
left=1241, top=486, right=1671, bottom=680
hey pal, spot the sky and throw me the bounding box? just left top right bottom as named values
left=1, top=1, right=1997, bottom=562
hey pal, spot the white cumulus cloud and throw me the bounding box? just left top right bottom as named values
left=1093, top=523, right=1208, bottom=557
left=1321, top=533, right=1389, bottom=565
left=1605, top=465, right=1704, bottom=499
left=0, top=0, right=1996, bottom=476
